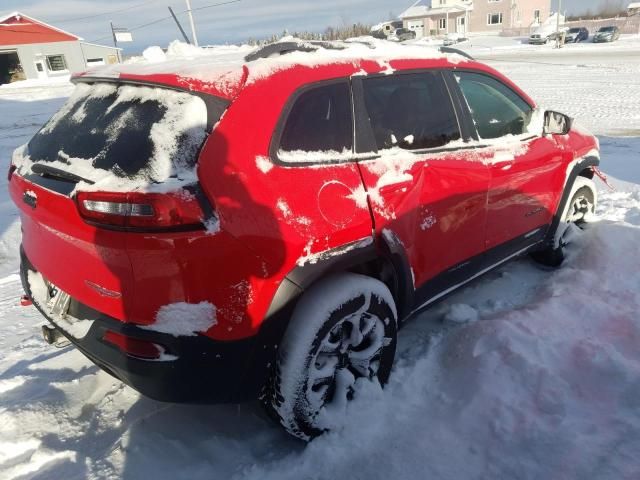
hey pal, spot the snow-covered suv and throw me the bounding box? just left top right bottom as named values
left=8, top=40, right=600, bottom=440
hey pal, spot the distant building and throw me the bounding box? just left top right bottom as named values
left=0, top=12, right=121, bottom=85
left=399, top=0, right=551, bottom=37
left=629, top=3, right=640, bottom=16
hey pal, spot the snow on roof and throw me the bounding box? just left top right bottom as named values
left=400, top=5, right=431, bottom=19
left=0, top=11, right=20, bottom=23
left=81, top=38, right=468, bottom=99
left=399, top=1, right=469, bottom=19
left=628, top=2, right=640, bottom=9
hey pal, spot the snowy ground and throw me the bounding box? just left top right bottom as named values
left=1, top=39, right=640, bottom=479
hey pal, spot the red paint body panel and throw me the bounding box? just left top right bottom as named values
left=358, top=152, right=490, bottom=288
left=10, top=174, right=133, bottom=320
left=11, top=52, right=600, bottom=348
left=124, top=229, right=278, bottom=340
left=0, top=14, right=78, bottom=46
left=484, top=136, right=568, bottom=250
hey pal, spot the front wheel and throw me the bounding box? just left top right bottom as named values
left=264, top=273, right=398, bottom=441
left=532, top=177, right=597, bottom=267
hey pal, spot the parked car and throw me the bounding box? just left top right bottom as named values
left=394, top=27, right=417, bottom=42
left=593, top=26, right=620, bottom=42
left=529, top=32, right=557, bottom=44
left=529, top=27, right=568, bottom=44
left=564, top=27, right=589, bottom=43
left=9, top=40, right=600, bottom=441
left=370, top=20, right=403, bottom=39
left=443, top=33, right=468, bottom=46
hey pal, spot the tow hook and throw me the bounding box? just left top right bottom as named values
left=592, top=166, right=615, bottom=191
left=42, top=324, right=64, bottom=345
left=20, top=295, right=32, bottom=306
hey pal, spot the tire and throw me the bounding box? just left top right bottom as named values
left=532, top=177, right=597, bottom=267
left=263, top=273, right=398, bottom=441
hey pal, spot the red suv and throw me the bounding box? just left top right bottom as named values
left=8, top=41, right=600, bottom=440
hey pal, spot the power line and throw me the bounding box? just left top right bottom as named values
left=190, top=0, right=241, bottom=13
left=46, top=0, right=161, bottom=24
left=89, top=0, right=241, bottom=44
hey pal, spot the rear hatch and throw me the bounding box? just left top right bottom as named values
left=9, top=80, right=226, bottom=322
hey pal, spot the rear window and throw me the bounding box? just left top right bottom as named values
left=27, top=83, right=212, bottom=182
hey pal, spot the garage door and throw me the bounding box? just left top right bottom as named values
left=407, top=20, right=425, bottom=38
left=0, top=50, right=24, bottom=85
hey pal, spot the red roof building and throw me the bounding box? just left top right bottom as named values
left=0, top=12, right=120, bottom=84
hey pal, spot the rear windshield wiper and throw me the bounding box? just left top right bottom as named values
left=31, top=163, right=95, bottom=185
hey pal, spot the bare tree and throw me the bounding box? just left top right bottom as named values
left=568, top=0, right=627, bottom=20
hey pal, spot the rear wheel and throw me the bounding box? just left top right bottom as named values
left=533, top=177, right=597, bottom=267
left=264, top=273, right=397, bottom=441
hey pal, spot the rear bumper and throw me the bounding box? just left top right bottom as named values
left=20, top=249, right=268, bottom=404
left=57, top=312, right=257, bottom=403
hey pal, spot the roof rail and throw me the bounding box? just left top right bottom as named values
left=245, top=40, right=346, bottom=62
left=438, top=46, right=474, bottom=61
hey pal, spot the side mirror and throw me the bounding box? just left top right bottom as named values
left=543, top=110, right=573, bottom=135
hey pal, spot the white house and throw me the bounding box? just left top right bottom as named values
left=400, top=0, right=552, bottom=37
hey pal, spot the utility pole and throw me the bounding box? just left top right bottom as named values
left=110, top=21, right=118, bottom=49
left=110, top=21, right=121, bottom=62
left=556, top=0, right=562, bottom=48
left=185, top=0, right=199, bottom=47
left=169, top=7, right=191, bottom=44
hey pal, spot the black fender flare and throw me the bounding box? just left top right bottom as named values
left=543, top=155, right=600, bottom=246
left=253, top=234, right=414, bottom=363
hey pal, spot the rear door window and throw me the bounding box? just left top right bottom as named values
left=27, top=83, right=216, bottom=183
left=361, top=71, right=461, bottom=151
left=278, top=81, right=353, bottom=162
left=454, top=71, right=534, bottom=140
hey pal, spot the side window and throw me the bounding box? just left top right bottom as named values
left=455, top=71, right=534, bottom=140
left=361, top=72, right=461, bottom=151
left=278, top=82, right=353, bottom=160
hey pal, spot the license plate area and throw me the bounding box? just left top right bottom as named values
left=45, top=282, right=72, bottom=318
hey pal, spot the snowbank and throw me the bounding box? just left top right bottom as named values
left=240, top=221, right=640, bottom=480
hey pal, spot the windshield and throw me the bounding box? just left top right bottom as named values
left=568, top=28, right=581, bottom=33
left=599, top=27, right=615, bottom=32
left=27, top=83, right=213, bottom=183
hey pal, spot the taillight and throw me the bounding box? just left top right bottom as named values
left=76, top=191, right=205, bottom=230
left=103, top=330, right=163, bottom=360
left=8, top=165, right=16, bottom=182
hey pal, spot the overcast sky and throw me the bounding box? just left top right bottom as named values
left=1, top=0, right=613, bottom=53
